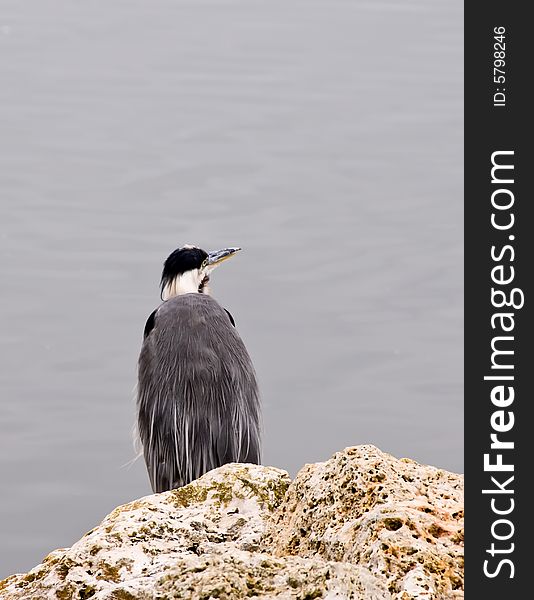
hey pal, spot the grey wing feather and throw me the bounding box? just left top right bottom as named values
left=136, top=294, right=261, bottom=493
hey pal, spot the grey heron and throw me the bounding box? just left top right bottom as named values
left=136, top=245, right=261, bottom=493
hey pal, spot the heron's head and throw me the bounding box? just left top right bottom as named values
left=160, top=245, right=241, bottom=300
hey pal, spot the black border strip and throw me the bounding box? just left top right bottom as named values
left=465, top=3, right=533, bottom=596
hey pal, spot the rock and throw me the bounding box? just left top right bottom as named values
left=0, top=446, right=464, bottom=599
left=263, top=445, right=464, bottom=599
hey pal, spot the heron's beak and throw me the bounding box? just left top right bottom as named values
left=206, top=247, right=241, bottom=269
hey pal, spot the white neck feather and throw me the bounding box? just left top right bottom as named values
left=162, top=270, right=211, bottom=300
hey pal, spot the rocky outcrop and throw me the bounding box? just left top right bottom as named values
left=0, top=445, right=464, bottom=599
left=264, top=447, right=464, bottom=598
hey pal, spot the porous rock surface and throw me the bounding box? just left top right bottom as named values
left=0, top=446, right=464, bottom=599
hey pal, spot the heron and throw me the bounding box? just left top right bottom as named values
left=136, top=244, right=261, bottom=493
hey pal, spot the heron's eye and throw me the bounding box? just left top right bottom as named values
left=200, top=258, right=209, bottom=269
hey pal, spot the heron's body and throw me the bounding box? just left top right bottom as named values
left=136, top=246, right=261, bottom=493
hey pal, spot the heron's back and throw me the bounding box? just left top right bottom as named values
left=137, top=293, right=261, bottom=492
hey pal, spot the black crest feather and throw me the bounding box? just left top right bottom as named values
left=160, top=246, right=208, bottom=297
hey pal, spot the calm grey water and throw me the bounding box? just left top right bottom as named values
left=0, top=0, right=463, bottom=578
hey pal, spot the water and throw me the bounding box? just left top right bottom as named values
left=0, top=0, right=463, bottom=579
